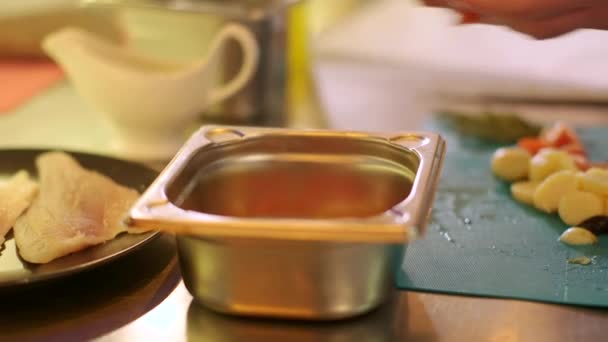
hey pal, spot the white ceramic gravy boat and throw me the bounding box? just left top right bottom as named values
left=42, top=23, right=259, bottom=160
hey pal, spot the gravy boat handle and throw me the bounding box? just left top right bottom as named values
left=207, top=23, right=260, bottom=105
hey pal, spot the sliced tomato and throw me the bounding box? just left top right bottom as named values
left=560, top=142, right=588, bottom=157
left=572, top=155, right=591, bottom=171
left=517, top=137, right=549, bottom=155
left=542, top=122, right=581, bottom=147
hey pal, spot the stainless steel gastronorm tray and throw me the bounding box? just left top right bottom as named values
left=128, top=126, right=445, bottom=320
left=129, top=126, right=445, bottom=243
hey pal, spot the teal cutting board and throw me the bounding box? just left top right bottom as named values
left=396, top=119, right=608, bottom=307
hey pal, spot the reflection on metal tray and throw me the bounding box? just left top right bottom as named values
left=0, top=149, right=159, bottom=289
left=128, top=125, right=445, bottom=320
left=186, top=290, right=401, bottom=341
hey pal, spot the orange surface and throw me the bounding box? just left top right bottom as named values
left=0, top=58, right=64, bottom=113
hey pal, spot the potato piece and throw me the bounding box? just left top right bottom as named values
left=529, top=148, right=577, bottom=182
left=559, top=227, right=598, bottom=246
left=511, top=181, right=540, bottom=206
left=558, top=190, right=604, bottom=226
left=491, top=147, right=531, bottom=181
left=577, top=168, right=608, bottom=196
left=586, top=168, right=608, bottom=177
left=533, top=170, right=577, bottom=213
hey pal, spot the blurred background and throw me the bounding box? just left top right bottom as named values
left=2, top=0, right=608, bottom=161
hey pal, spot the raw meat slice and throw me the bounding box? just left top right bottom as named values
left=14, top=152, right=141, bottom=263
left=0, top=170, right=38, bottom=245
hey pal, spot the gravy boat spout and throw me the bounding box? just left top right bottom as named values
left=42, top=24, right=259, bottom=160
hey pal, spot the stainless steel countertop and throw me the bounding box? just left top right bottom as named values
left=3, top=234, right=607, bottom=342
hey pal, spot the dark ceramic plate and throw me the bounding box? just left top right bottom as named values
left=0, top=149, right=159, bottom=288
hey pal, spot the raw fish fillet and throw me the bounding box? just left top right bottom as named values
left=0, top=170, right=38, bottom=245
left=14, top=152, right=141, bottom=263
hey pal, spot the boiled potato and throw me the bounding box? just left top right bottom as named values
left=533, top=170, right=577, bottom=213
left=558, top=190, right=604, bottom=226
left=587, top=168, right=608, bottom=177
left=577, top=167, right=608, bottom=196
left=559, top=227, right=598, bottom=246
left=529, top=148, right=577, bottom=182
left=491, top=147, right=531, bottom=181
left=511, top=181, right=540, bottom=206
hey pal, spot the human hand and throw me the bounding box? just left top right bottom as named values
left=424, top=0, right=608, bottom=39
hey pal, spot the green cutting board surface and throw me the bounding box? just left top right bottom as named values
left=397, top=119, right=608, bottom=307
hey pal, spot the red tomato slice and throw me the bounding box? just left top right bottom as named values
left=560, top=142, right=588, bottom=157
left=542, top=122, right=581, bottom=147
left=517, top=137, right=548, bottom=155
left=572, top=155, right=590, bottom=171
